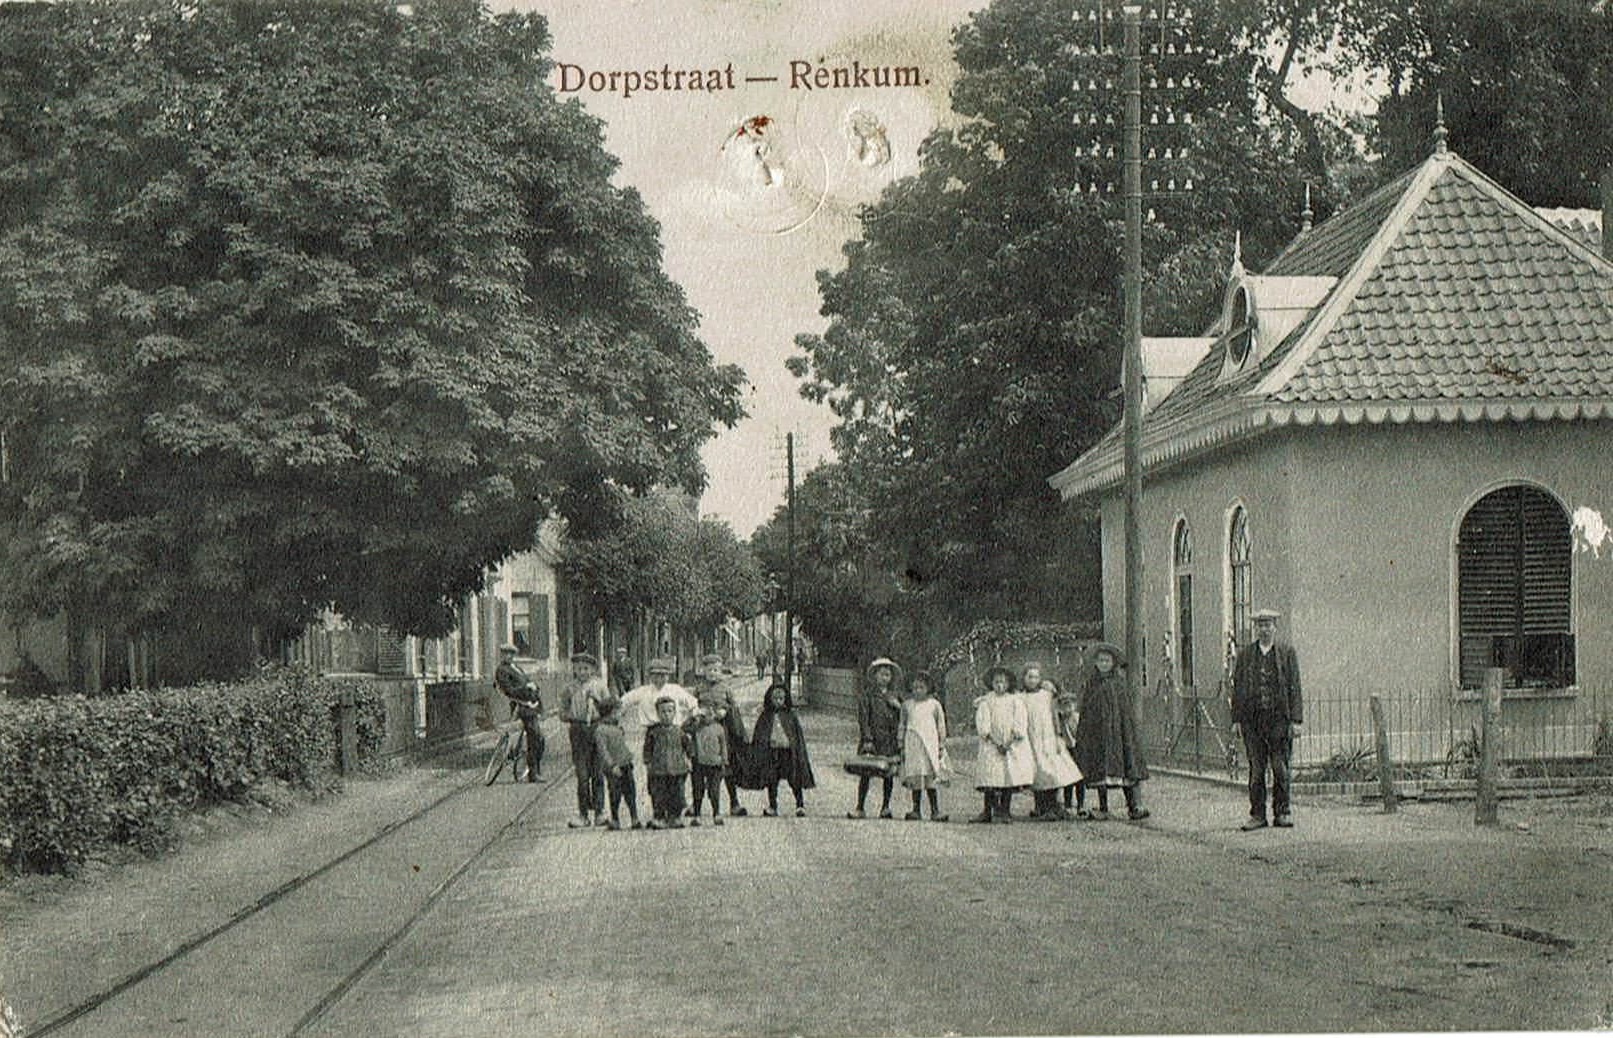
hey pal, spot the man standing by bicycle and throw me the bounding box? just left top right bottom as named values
left=562, top=651, right=616, bottom=828
left=495, top=645, right=544, bottom=783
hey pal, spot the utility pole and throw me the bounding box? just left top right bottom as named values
left=1121, top=4, right=1145, bottom=701
left=784, top=431, right=797, bottom=706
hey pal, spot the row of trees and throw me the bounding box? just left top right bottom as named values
left=770, top=0, right=1612, bottom=668
left=0, top=0, right=755, bottom=685
left=558, top=490, right=765, bottom=656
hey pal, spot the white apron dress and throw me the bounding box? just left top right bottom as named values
left=973, top=692, right=1034, bottom=789
left=1023, top=685, right=1082, bottom=790
left=899, top=697, right=948, bottom=790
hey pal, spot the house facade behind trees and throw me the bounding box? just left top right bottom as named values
left=1049, top=144, right=1613, bottom=765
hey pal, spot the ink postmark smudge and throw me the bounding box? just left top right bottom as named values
left=716, top=113, right=826, bottom=235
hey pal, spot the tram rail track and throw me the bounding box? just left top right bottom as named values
left=29, top=752, right=574, bottom=1038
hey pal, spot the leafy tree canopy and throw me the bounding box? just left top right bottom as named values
left=559, top=490, right=763, bottom=633
left=785, top=0, right=1320, bottom=647
left=0, top=0, right=744, bottom=647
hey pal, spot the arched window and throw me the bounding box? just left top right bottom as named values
left=1228, top=506, right=1252, bottom=656
left=1172, top=519, right=1195, bottom=688
left=1457, top=485, right=1574, bottom=689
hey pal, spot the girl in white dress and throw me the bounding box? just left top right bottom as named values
left=1020, top=663, right=1082, bottom=820
left=898, top=670, right=948, bottom=821
left=971, top=665, right=1034, bottom=823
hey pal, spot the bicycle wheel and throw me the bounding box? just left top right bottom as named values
left=484, top=730, right=514, bottom=786
left=509, top=729, right=527, bottom=782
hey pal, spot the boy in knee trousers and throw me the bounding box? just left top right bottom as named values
left=643, top=696, right=692, bottom=829
left=594, top=701, right=641, bottom=830
left=686, top=705, right=729, bottom=826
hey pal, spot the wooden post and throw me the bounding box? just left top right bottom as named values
left=337, top=686, right=358, bottom=775
left=1475, top=667, right=1503, bottom=826
left=1369, top=693, right=1397, bottom=813
left=1121, top=3, right=1146, bottom=740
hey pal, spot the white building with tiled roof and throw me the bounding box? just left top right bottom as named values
left=1048, top=145, right=1613, bottom=765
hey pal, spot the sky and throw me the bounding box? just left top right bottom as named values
left=504, top=0, right=989, bottom=536
left=503, top=1, right=1366, bottom=538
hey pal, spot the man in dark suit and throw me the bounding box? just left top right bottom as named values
left=1230, top=609, right=1302, bottom=830
left=494, top=645, right=544, bottom=782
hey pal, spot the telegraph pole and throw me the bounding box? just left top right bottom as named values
left=784, top=432, right=797, bottom=705
left=1121, top=4, right=1145, bottom=699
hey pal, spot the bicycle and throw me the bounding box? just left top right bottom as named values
left=483, top=697, right=541, bottom=786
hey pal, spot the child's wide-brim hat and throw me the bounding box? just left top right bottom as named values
left=1089, top=642, right=1125, bottom=664
left=980, top=665, right=1016, bottom=689
left=647, top=657, right=674, bottom=675
left=866, top=657, right=904, bottom=685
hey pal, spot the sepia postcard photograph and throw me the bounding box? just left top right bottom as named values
left=0, top=0, right=1611, bottom=1035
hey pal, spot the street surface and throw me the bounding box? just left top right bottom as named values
left=7, top=674, right=1612, bottom=1036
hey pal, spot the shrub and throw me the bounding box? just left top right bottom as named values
left=0, top=666, right=385, bottom=875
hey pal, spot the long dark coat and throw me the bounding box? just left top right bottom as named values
left=714, top=691, right=758, bottom=787
left=750, top=706, right=817, bottom=790
left=1072, top=667, right=1149, bottom=784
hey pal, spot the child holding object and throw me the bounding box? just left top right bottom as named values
left=898, top=670, right=948, bottom=821
left=1022, top=663, right=1081, bottom=821
left=971, top=665, right=1033, bottom=823
left=847, top=657, right=903, bottom=819
left=643, top=696, right=693, bottom=829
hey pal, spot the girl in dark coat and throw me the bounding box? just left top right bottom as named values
left=752, top=681, right=816, bottom=817
left=1072, top=643, right=1150, bottom=820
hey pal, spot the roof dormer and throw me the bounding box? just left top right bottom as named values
left=1216, top=241, right=1336, bottom=382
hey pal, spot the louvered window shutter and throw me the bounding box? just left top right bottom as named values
left=1457, top=486, right=1572, bottom=688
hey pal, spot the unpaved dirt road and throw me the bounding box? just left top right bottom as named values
left=8, top=677, right=1612, bottom=1036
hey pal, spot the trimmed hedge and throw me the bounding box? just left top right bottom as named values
left=0, top=666, right=388, bottom=875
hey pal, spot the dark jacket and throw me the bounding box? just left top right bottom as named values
left=1229, top=642, right=1303, bottom=726
left=643, top=721, right=693, bottom=777
left=494, top=660, right=539, bottom=709
left=594, top=719, right=634, bottom=772
left=687, top=717, right=730, bottom=769
left=857, top=688, right=902, bottom=757
left=1072, top=667, right=1149, bottom=784
left=609, top=657, right=637, bottom=699
left=750, top=706, right=816, bottom=790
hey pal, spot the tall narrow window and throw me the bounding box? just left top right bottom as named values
left=1228, top=506, right=1252, bottom=654
left=1457, top=485, right=1573, bottom=689
left=1172, top=519, right=1195, bottom=688
left=530, top=594, right=552, bottom=660
left=511, top=593, right=533, bottom=657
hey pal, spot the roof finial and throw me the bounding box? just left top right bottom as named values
left=1432, top=91, right=1449, bottom=155
left=1300, top=182, right=1314, bottom=232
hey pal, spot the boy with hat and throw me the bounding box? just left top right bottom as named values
left=1230, top=609, right=1302, bottom=830
left=494, top=644, right=545, bottom=782
left=694, top=656, right=751, bottom=816
left=619, top=657, right=699, bottom=815
left=561, top=651, right=615, bottom=829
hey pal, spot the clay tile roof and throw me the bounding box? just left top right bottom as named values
left=1274, top=165, right=1613, bottom=405
left=1049, top=152, right=1613, bottom=500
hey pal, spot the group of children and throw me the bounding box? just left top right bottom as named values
left=848, top=643, right=1151, bottom=826
left=556, top=642, right=1150, bottom=832
left=589, top=655, right=817, bottom=830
